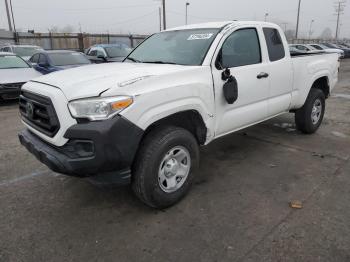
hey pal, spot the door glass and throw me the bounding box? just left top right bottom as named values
left=219, top=28, right=261, bottom=68
left=263, top=28, right=285, bottom=61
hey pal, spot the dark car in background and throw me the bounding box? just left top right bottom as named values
left=322, top=43, right=350, bottom=58
left=29, top=50, right=91, bottom=74
left=85, top=43, right=132, bottom=63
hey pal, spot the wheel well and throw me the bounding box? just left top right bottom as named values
left=143, top=110, right=207, bottom=145
left=312, top=76, right=330, bottom=98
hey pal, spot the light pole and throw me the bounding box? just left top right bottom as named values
left=264, top=13, right=269, bottom=22
left=159, top=7, right=162, bottom=31
left=162, top=0, right=166, bottom=30
left=308, top=19, right=314, bottom=39
left=295, top=0, right=302, bottom=39
left=185, top=2, right=190, bottom=25
left=4, top=0, right=13, bottom=31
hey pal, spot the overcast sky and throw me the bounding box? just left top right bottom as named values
left=0, top=0, right=349, bottom=38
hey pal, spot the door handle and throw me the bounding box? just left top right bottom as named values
left=257, top=72, right=269, bottom=79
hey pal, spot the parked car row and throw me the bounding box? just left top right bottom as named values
left=85, top=43, right=132, bottom=63
left=0, top=52, right=42, bottom=101
left=0, top=45, right=43, bottom=61
left=289, top=43, right=350, bottom=58
left=0, top=43, right=133, bottom=101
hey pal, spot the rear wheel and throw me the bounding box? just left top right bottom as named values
left=132, top=126, right=199, bottom=209
left=295, top=88, right=325, bottom=134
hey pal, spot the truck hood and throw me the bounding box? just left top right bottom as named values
left=0, top=68, right=42, bottom=84
left=31, top=62, right=190, bottom=100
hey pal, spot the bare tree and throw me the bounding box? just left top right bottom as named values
left=285, top=29, right=296, bottom=40
left=320, top=28, right=333, bottom=39
left=60, top=25, right=74, bottom=33
left=49, top=26, right=59, bottom=33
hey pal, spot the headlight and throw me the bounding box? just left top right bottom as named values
left=68, top=96, right=133, bottom=121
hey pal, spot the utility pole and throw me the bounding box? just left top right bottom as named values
left=295, top=0, right=302, bottom=39
left=9, top=0, right=17, bottom=42
left=334, top=1, right=346, bottom=40
left=162, top=0, right=166, bottom=30
left=282, top=22, right=288, bottom=32
left=308, top=19, right=314, bottom=39
left=185, top=2, right=190, bottom=25
left=4, top=0, right=13, bottom=31
left=159, top=7, right=162, bottom=31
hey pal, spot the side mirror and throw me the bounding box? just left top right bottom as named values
left=38, top=62, right=48, bottom=68
left=223, top=73, right=238, bottom=104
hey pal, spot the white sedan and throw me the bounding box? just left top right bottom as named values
left=0, top=52, right=42, bottom=101
left=308, top=44, right=345, bottom=58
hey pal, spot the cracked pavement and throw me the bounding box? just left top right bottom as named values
left=1, top=61, right=350, bottom=262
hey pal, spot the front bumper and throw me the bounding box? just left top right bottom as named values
left=18, top=115, right=143, bottom=183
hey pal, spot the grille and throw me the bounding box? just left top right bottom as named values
left=19, top=91, right=60, bottom=137
left=1, top=82, right=25, bottom=89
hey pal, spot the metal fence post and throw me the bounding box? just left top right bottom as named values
left=129, top=35, right=133, bottom=48
left=78, top=33, right=84, bottom=52
left=49, top=31, right=53, bottom=50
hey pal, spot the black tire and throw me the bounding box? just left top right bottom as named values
left=295, top=88, right=325, bottom=134
left=132, top=126, right=199, bottom=209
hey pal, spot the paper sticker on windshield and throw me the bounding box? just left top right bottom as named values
left=187, top=33, right=213, bottom=40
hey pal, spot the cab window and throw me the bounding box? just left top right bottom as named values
left=263, top=28, right=285, bottom=62
left=217, top=28, right=261, bottom=68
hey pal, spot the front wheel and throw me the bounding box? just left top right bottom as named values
left=132, top=126, right=199, bottom=209
left=295, top=88, right=325, bottom=134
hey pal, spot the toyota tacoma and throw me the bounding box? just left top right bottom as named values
left=18, top=21, right=339, bottom=208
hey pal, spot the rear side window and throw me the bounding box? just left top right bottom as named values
left=88, top=50, right=97, bottom=56
left=30, top=54, right=40, bottom=63
left=263, top=28, right=285, bottom=62
left=39, top=54, right=48, bottom=64
left=219, top=28, right=261, bottom=68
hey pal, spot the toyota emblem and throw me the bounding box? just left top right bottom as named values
left=26, top=102, right=34, bottom=119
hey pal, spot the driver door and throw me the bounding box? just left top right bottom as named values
left=212, top=27, right=270, bottom=137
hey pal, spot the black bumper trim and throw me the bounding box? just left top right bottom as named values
left=0, top=88, right=21, bottom=100
left=18, top=115, right=144, bottom=182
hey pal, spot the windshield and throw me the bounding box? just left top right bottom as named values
left=48, top=52, right=91, bottom=66
left=105, top=45, right=131, bottom=58
left=13, top=46, right=42, bottom=57
left=0, top=55, right=30, bottom=69
left=311, top=45, right=323, bottom=50
left=126, top=29, right=220, bottom=65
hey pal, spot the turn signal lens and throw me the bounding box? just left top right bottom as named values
left=111, top=98, right=133, bottom=110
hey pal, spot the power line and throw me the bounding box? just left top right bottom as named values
left=12, top=3, right=159, bottom=12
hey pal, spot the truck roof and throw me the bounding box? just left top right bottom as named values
left=166, top=21, right=279, bottom=31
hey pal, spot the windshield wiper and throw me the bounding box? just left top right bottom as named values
left=125, top=57, right=141, bottom=63
left=142, top=61, right=178, bottom=65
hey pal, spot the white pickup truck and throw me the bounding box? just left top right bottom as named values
left=18, top=21, right=339, bottom=208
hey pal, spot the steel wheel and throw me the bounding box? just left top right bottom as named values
left=158, top=146, right=191, bottom=193
left=311, top=98, right=322, bottom=125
